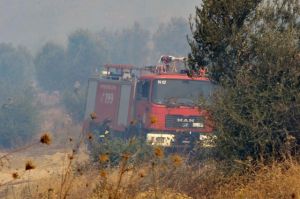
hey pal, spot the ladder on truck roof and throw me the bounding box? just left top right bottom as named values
left=98, top=55, right=208, bottom=79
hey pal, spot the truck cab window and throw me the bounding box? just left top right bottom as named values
left=137, top=80, right=150, bottom=100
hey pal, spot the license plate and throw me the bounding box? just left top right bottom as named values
left=192, top=122, right=204, bottom=128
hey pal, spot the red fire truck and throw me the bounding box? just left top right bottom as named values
left=83, top=57, right=214, bottom=147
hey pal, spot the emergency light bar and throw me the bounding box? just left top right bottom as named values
left=104, top=64, right=135, bottom=69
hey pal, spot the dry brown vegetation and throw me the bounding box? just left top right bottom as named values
left=1, top=130, right=300, bottom=199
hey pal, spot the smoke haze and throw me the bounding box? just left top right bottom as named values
left=0, top=0, right=200, bottom=52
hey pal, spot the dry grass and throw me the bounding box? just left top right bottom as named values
left=191, top=160, right=300, bottom=199
left=2, top=142, right=300, bottom=199
left=231, top=161, right=300, bottom=199
left=85, top=156, right=300, bottom=199
left=2, top=124, right=300, bottom=199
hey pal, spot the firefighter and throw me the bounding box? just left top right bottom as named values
left=199, top=67, right=208, bottom=77
left=158, top=55, right=186, bottom=73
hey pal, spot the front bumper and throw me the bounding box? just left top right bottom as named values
left=146, top=131, right=212, bottom=147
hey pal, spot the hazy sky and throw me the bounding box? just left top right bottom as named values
left=0, top=0, right=200, bottom=52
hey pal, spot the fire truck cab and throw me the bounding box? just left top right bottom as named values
left=135, top=73, right=214, bottom=147
left=83, top=58, right=214, bottom=147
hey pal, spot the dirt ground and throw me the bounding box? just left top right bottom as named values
left=0, top=146, right=89, bottom=183
left=0, top=145, right=90, bottom=198
left=0, top=91, right=90, bottom=198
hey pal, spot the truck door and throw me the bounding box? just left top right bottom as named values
left=135, top=80, right=151, bottom=125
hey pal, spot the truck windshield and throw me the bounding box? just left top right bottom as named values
left=151, top=79, right=214, bottom=106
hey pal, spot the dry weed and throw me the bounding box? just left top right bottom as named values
left=4, top=127, right=300, bottom=199
left=40, top=133, right=52, bottom=145
left=231, top=161, right=300, bottom=199
left=25, top=160, right=36, bottom=170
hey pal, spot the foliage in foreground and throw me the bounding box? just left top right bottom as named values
left=4, top=133, right=300, bottom=199
left=189, top=0, right=300, bottom=166
left=3, top=130, right=300, bottom=199
left=87, top=136, right=153, bottom=166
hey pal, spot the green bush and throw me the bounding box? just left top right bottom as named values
left=0, top=92, right=39, bottom=148
left=211, top=30, right=299, bottom=167
left=62, top=87, right=86, bottom=123
left=87, top=136, right=153, bottom=166
left=189, top=0, right=300, bottom=167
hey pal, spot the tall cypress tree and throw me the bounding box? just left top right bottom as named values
left=188, top=0, right=261, bottom=83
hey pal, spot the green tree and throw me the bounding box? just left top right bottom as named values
left=189, top=0, right=300, bottom=166
left=35, top=30, right=109, bottom=92
left=212, top=30, right=300, bottom=164
left=67, top=29, right=108, bottom=87
left=0, top=44, right=39, bottom=148
left=35, top=42, right=68, bottom=91
left=99, top=23, right=150, bottom=66
left=0, top=44, right=34, bottom=103
left=34, top=31, right=110, bottom=122
left=61, top=30, right=109, bottom=121
left=188, top=0, right=262, bottom=82
left=62, top=88, right=86, bottom=123
left=0, top=89, right=39, bottom=148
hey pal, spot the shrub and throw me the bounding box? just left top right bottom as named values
left=87, top=136, right=153, bottom=166
left=0, top=92, right=39, bottom=148
left=189, top=0, right=300, bottom=167
left=62, top=87, right=86, bottom=123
